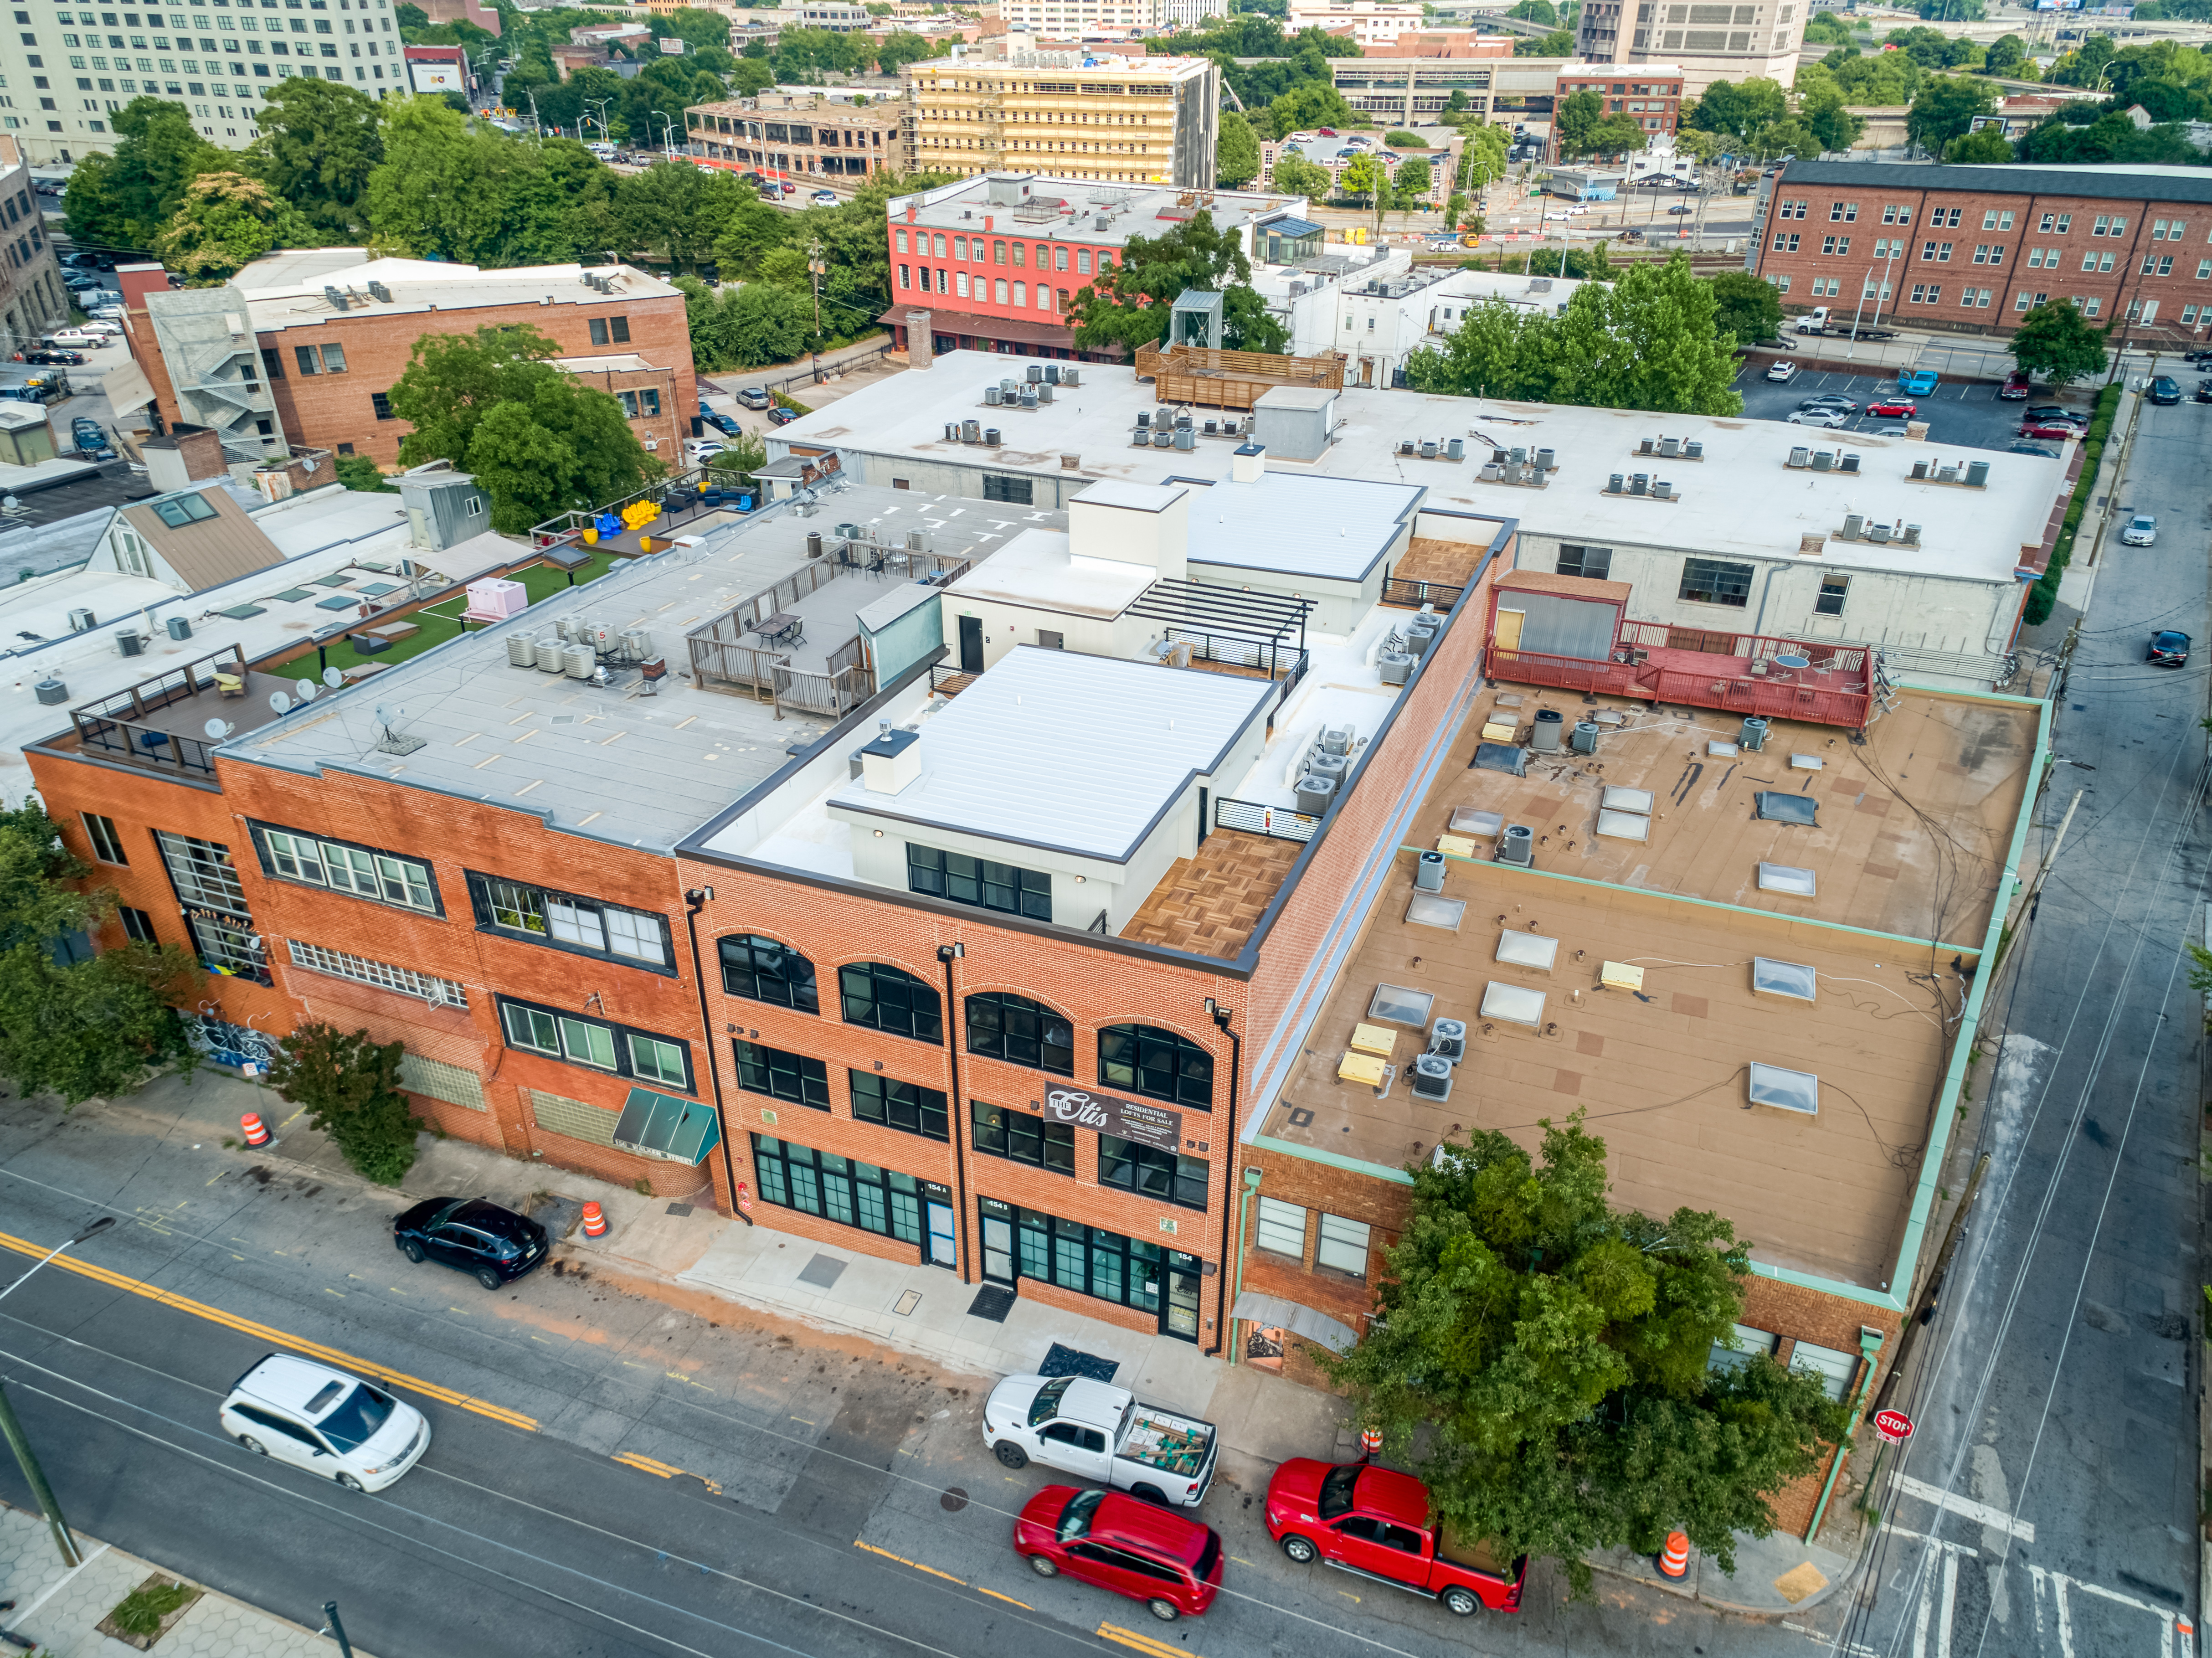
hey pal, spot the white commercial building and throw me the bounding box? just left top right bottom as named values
left=1285, top=0, right=1431, bottom=48
left=1573, top=0, right=1806, bottom=97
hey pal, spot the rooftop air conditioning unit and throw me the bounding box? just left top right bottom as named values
left=66, top=608, right=94, bottom=633
left=1841, top=453, right=1861, bottom=473
left=323, top=285, right=350, bottom=312
left=506, top=635, right=536, bottom=668
left=367, top=280, right=392, bottom=303
left=1428, top=1017, right=1466, bottom=1063
left=1411, top=1054, right=1454, bottom=1101
left=1498, top=824, right=1534, bottom=866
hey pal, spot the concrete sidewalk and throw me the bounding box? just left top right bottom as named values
left=0, top=1501, right=368, bottom=1658
left=1589, top=1528, right=1854, bottom=1615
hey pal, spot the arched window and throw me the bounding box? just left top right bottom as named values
left=966, top=991, right=1074, bottom=1076
left=1098, top=1023, right=1212, bottom=1110
left=718, top=935, right=818, bottom=1014
left=839, top=961, right=943, bottom=1044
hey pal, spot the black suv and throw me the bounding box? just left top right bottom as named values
left=392, top=1197, right=550, bottom=1289
left=2148, top=375, right=2181, bottom=405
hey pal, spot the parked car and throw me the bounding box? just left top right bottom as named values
left=1867, top=399, right=1917, bottom=418
left=1787, top=408, right=1850, bottom=428
left=2000, top=369, right=2032, bottom=399
left=1265, top=1460, right=1527, bottom=1618
left=87, top=306, right=123, bottom=323
left=2148, top=375, right=2182, bottom=405
left=2120, top=512, right=2158, bottom=546
left=1014, top=1487, right=1222, bottom=1623
left=1896, top=369, right=1938, bottom=396
left=2017, top=417, right=2080, bottom=439
left=1797, top=394, right=1858, bottom=412
left=984, top=1373, right=1219, bottom=1506
left=18, top=348, right=82, bottom=365
left=2149, top=629, right=2191, bottom=667
left=2198, top=380, right=2212, bottom=405
left=220, top=1354, right=430, bottom=1493
left=391, top=1195, right=549, bottom=1290
left=703, top=408, right=741, bottom=435
left=72, top=319, right=121, bottom=336
left=685, top=438, right=726, bottom=463
left=2008, top=441, right=2059, bottom=457
left=1764, top=360, right=1798, bottom=383
left=1870, top=423, right=1910, bottom=437
left=1667, top=203, right=1694, bottom=214
left=809, top=188, right=838, bottom=205
left=735, top=385, right=772, bottom=410
left=47, top=330, right=106, bottom=349
left=766, top=405, right=798, bottom=425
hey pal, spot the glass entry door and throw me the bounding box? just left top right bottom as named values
left=1163, top=1253, right=1203, bottom=1343
left=981, top=1209, right=1014, bottom=1282
left=925, top=1200, right=957, bottom=1269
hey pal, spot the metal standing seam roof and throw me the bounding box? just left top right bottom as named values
left=826, top=644, right=1276, bottom=863
left=1178, top=471, right=1423, bottom=585
left=1776, top=159, right=2212, bottom=206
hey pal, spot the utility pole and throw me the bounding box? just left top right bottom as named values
left=0, top=1217, right=114, bottom=1566
left=807, top=238, right=826, bottom=382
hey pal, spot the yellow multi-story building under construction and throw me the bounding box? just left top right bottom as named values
left=904, top=45, right=1220, bottom=191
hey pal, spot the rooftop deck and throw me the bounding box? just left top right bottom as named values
left=1491, top=623, right=1878, bottom=731
left=1120, top=827, right=1301, bottom=959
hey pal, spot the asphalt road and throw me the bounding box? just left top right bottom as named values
left=0, top=1079, right=1873, bottom=1658
left=1832, top=393, right=2210, bottom=1657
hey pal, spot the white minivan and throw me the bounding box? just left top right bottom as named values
left=220, top=1354, right=430, bottom=1493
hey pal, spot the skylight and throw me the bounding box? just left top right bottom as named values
left=1596, top=809, right=1650, bottom=841
left=1754, top=792, right=1818, bottom=826
left=1472, top=743, right=1526, bottom=776
left=1448, top=806, right=1503, bottom=838
left=1369, top=983, right=1435, bottom=1026
left=1758, top=862, right=1816, bottom=896
left=1481, top=982, right=1546, bottom=1028
left=1747, top=1062, right=1819, bottom=1115
left=1601, top=786, right=1654, bottom=814
left=1496, top=931, right=1559, bottom=972
left=1751, top=958, right=1817, bottom=1001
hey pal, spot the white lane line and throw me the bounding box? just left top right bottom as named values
left=1938, top=1549, right=1958, bottom=1658
left=1893, top=1474, right=2036, bottom=1542
left=1914, top=1555, right=1935, bottom=1658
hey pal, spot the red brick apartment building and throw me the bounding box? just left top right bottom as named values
left=124, top=256, right=695, bottom=471
left=1552, top=65, right=1684, bottom=141
left=1750, top=159, right=2212, bottom=344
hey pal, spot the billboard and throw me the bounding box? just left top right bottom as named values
left=409, top=58, right=466, bottom=92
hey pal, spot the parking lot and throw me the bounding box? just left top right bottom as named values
left=1731, top=356, right=2075, bottom=450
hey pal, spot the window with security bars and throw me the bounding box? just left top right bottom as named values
left=469, top=873, right=671, bottom=971
left=1098, top=1134, right=1208, bottom=1210
left=1098, top=1023, right=1213, bottom=1109
left=850, top=1070, right=949, bottom=1141
left=1255, top=1195, right=1308, bottom=1258
left=529, top=1088, right=617, bottom=1147
left=752, top=1134, right=926, bottom=1243
left=257, top=824, right=437, bottom=912
left=287, top=939, right=467, bottom=1008
left=732, top=1039, right=830, bottom=1109
left=154, top=829, right=248, bottom=914
left=970, top=1100, right=1074, bottom=1173
left=906, top=844, right=1052, bottom=922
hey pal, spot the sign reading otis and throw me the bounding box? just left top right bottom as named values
left=1042, top=1086, right=1182, bottom=1153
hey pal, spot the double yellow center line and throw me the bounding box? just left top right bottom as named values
left=0, top=1227, right=537, bottom=1431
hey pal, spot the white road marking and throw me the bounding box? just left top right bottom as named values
left=1893, top=1473, right=2036, bottom=1542
left=1938, top=1548, right=1958, bottom=1658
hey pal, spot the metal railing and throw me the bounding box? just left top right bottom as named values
left=929, top=663, right=979, bottom=695
left=1214, top=796, right=1321, bottom=844
left=1382, top=576, right=1465, bottom=610
left=773, top=662, right=872, bottom=718
left=68, top=643, right=246, bottom=779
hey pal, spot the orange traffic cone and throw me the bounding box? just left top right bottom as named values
left=1656, top=1531, right=1689, bottom=1580
left=581, top=1200, right=607, bottom=1238
left=240, top=1112, right=270, bottom=1147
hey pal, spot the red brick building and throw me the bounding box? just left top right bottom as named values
left=1552, top=64, right=1684, bottom=143
left=1749, top=158, right=2212, bottom=346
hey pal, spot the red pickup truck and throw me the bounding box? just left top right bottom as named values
left=1264, top=1459, right=1526, bottom=1617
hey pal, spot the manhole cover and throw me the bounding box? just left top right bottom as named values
left=941, top=1487, right=969, bottom=1513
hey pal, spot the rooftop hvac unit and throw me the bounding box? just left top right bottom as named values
left=1174, top=427, right=1195, bottom=450
left=367, top=280, right=392, bottom=303
left=1061, top=366, right=1080, bottom=387
left=1511, top=447, right=1528, bottom=467
left=1152, top=429, right=1173, bottom=448
left=1000, top=377, right=1019, bottom=396
left=906, top=530, right=925, bottom=552
left=1379, top=650, right=1413, bottom=685
left=166, top=616, right=191, bottom=641
left=1937, top=464, right=1960, bottom=483
left=1294, top=773, right=1336, bottom=817
left=1789, top=447, right=1811, bottom=468
left=1136, top=410, right=1150, bottom=428
left=1841, top=453, right=1861, bottom=473
left=1497, top=824, right=1534, bottom=867
left=34, top=678, right=65, bottom=705
left=1446, top=437, right=1465, bottom=461
left=1811, top=451, right=1833, bottom=472
left=115, top=628, right=143, bottom=657
left=1911, top=460, right=1928, bottom=479
left=1306, top=751, right=1348, bottom=785
left=1428, top=1017, right=1466, bottom=1063
left=1415, top=850, right=1446, bottom=893
left=1638, top=437, right=1654, bottom=454
left=1868, top=522, right=1892, bottom=544
left=1039, top=382, right=1055, bottom=404
left=1203, top=418, right=1219, bottom=436
left=1604, top=472, right=1622, bottom=493
left=834, top=522, right=860, bottom=540
left=1026, top=363, right=1043, bottom=383
left=535, top=638, right=566, bottom=672
left=1420, top=438, right=1438, bottom=459
left=323, top=285, right=350, bottom=312
left=1904, top=524, right=1922, bottom=545
left=1530, top=708, right=1564, bottom=752
left=1534, top=447, right=1554, bottom=470
left=1320, top=722, right=1355, bottom=756
left=1685, top=441, right=1703, bottom=459
left=1132, top=425, right=1152, bottom=448
left=1628, top=474, right=1648, bottom=496
left=1411, top=1054, right=1454, bottom=1101
left=962, top=419, right=981, bottom=443
left=67, top=608, right=94, bottom=633
left=1399, top=438, right=1416, bottom=455
left=1740, top=715, right=1770, bottom=751
left=1175, top=412, right=1193, bottom=430
left=1491, top=448, right=1508, bottom=464
left=1044, top=364, right=1060, bottom=385
left=1659, top=437, right=1680, bottom=457
left=1965, top=460, right=1990, bottom=487
left=507, top=635, right=537, bottom=668
left=986, top=386, right=1003, bottom=406
left=984, top=428, right=1001, bottom=446
left=563, top=644, right=596, bottom=680
left=621, top=628, right=655, bottom=661
left=1019, top=388, right=1037, bottom=409
left=944, top=422, right=960, bottom=441
left=1571, top=720, right=1599, bottom=755
left=1653, top=480, right=1673, bottom=500
left=1485, top=463, right=1506, bottom=482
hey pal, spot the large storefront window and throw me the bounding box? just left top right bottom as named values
left=750, top=1135, right=957, bottom=1267
left=977, top=1197, right=1203, bottom=1342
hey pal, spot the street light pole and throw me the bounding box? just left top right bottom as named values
left=808, top=238, right=826, bottom=382
left=0, top=1217, right=115, bottom=1567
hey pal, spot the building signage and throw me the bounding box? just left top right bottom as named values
left=1043, top=1086, right=1181, bottom=1153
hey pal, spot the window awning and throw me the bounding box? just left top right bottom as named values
left=612, top=1087, right=721, bottom=1164
left=1229, top=1291, right=1359, bottom=1354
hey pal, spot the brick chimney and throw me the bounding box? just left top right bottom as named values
left=905, top=309, right=934, bottom=370
left=172, top=423, right=227, bottom=480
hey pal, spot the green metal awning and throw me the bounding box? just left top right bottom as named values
left=612, top=1088, right=721, bottom=1165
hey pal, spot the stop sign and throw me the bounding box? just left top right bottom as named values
left=1873, top=1409, right=1914, bottom=1443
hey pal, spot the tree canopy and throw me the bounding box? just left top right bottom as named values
left=1218, top=110, right=1263, bottom=187
left=1321, top=1117, right=1852, bottom=1591
left=1708, top=271, right=1783, bottom=347
left=64, top=97, right=223, bottom=256
left=1906, top=74, right=1998, bottom=149
left=249, top=77, right=385, bottom=237
left=265, top=1023, right=418, bottom=1185
left=1067, top=210, right=1288, bottom=355
left=156, top=171, right=321, bottom=283
left=2011, top=300, right=2109, bottom=384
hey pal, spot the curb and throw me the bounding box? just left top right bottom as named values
left=1585, top=1541, right=1852, bottom=1617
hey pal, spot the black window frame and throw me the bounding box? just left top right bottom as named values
left=981, top=472, right=1034, bottom=505
left=971, top=1098, right=1074, bottom=1173
left=370, top=390, right=393, bottom=419
left=850, top=1069, right=949, bottom=1142
left=731, top=1038, right=830, bottom=1109
left=80, top=809, right=125, bottom=865
left=118, top=904, right=156, bottom=943
left=588, top=314, right=632, bottom=346
left=980, top=1196, right=1198, bottom=1316
left=718, top=933, right=819, bottom=1013
left=463, top=870, right=675, bottom=978
left=839, top=960, right=943, bottom=1045
left=1678, top=556, right=1754, bottom=608
left=1098, top=1022, right=1213, bottom=1110
left=1556, top=542, right=1612, bottom=581
left=1815, top=575, right=1848, bottom=617
left=751, top=1133, right=933, bottom=1243
left=1098, top=1133, right=1209, bottom=1210
left=248, top=819, right=444, bottom=917
left=907, top=844, right=1052, bottom=922
left=964, top=991, right=1074, bottom=1076
left=494, top=993, right=696, bottom=1092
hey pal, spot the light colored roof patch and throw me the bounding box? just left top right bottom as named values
left=1180, top=471, right=1420, bottom=584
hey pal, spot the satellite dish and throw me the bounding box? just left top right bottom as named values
left=322, top=666, right=343, bottom=688
left=295, top=678, right=319, bottom=701
left=3, top=496, right=17, bottom=511
left=202, top=718, right=234, bottom=740
left=268, top=691, right=292, bottom=715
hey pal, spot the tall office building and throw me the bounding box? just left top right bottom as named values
left=1574, top=0, right=1803, bottom=96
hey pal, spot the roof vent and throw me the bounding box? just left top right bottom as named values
left=367, top=280, right=392, bottom=303
left=323, top=285, right=350, bottom=312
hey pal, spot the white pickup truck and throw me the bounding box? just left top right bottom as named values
left=983, top=1374, right=1219, bottom=1508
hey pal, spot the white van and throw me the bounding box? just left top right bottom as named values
left=587, top=141, right=617, bottom=161
left=220, top=1354, right=430, bottom=1493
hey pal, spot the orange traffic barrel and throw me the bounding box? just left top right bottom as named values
left=1656, top=1531, right=1689, bottom=1580
left=581, top=1200, right=607, bottom=1238
left=240, top=1113, right=270, bottom=1147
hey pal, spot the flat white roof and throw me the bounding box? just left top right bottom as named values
left=1176, top=471, right=1420, bottom=584
left=947, top=526, right=1153, bottom=619
left=826, top=644, right=1275, bottom=862
left=226, top=258, right=681, bottom=336
left=775, top=350, right=2063, bottom=585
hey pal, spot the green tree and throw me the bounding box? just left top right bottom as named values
left=63, top=98, right=223, bottom=256
left=1340, top=149, right=1387, bottom=209
left=464, top=378, right=663, bottom=533
left=386, top=323, right=562, bottom=467
left=1982, top=32, right=2032, bottom=77
left=1908, top=73, right=1998, bottom=149
left=2011, top=300, right=2108, bottom=384
left=1320, top=1117, right=1850, bottom=1592
left=1384, top=129, right=1427, bottom=148
left=655, top=5, right=731, bottom=51
left=1944, top=127, right=2014, bottom=162
left=365, top=95, right=514, bottom=261
left=249, top=76, right=385, bottom=237
left=1579, top=114, right=1650, bottom=157
left=1672, top=126, right=1726, bottom=164
left=1915, top=0, right=1983, bottom=16
left=1800, top=82, right=1866, bottom=152
left=1552, top=88, right=1605, bottom=154
left=1689, top=77, right=1788, bottom=138
left=1269, top=152, right=1333, bottom=201
left=1804, top=10, right=1855, bottom=43
left=1459, top=122, right=1509, bottom=193
left=1217, top=109, right=1262, bottom=186
left=617, top=159, right=749, bottom=271
left=264, top=1023, right=419, bottom=1186
left=335, top=455, right=394, bottom=491
left=1507, top=0, right=1556, bottom=18
left=155, top=171, right=319, bottom=282
left=1393, top=155, right=1433, bottom=218
left=1707, top=270, right=1782, bottom=345
left=1749, top=118, right=1821, bottom=160
left=1067, top=209, right=1286, bottom=356
left=1515, top=28, right=1575, bottom=53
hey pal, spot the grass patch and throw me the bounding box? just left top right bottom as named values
left=106, top=1579, right=199, bottom=1639
left=297, top=553, right=624, bottom=679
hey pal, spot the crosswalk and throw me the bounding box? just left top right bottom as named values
left=1878, top=1524, right=2194, bottom=1658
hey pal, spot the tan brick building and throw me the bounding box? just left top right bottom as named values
left=1749, top=158, right=2212, bottom=349
left=685, top=91, right=906, bottom=182
left=125, top=252, right=695, bottom=471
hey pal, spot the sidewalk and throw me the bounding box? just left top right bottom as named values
left=0, top=1500, right=365, bottom=1658
left=1589, top=1528, right=1855, bottom=1615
